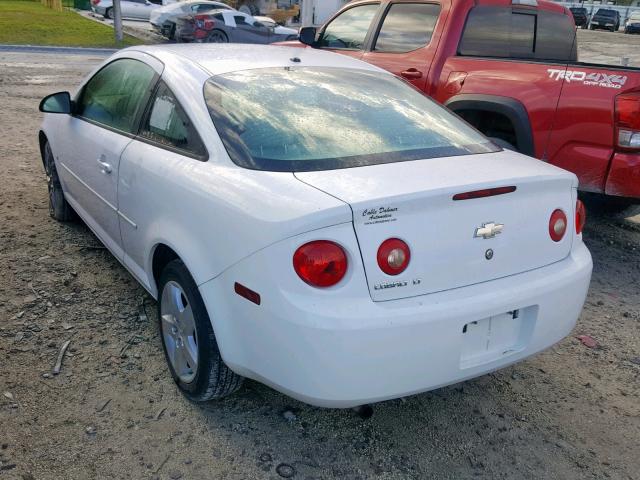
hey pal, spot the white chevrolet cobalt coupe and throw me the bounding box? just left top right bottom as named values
left=38, top=45, right=592, bottom=408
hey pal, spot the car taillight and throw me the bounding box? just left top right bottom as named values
left=293, top=240, right=347, bottom=288
left=377, top=238, right=410, bottom=275
left=91, top=0, right=100, bottom=4
left=549, top=209, right=568, bottom=242
left=615, top=92, right=640, bottom=150
left=575, top=199, right=586, bottom=234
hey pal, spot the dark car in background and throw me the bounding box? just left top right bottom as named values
left=569, top=7, right=589, bottom=29
left=625, top=11, right=640, bottom=34
left=176, top=9, right=297, bottom=43
left=590, top=8, right=620, bottom=32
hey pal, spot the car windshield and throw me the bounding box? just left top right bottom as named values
left=203, top=67, right=497, bottom=172
left=596, top=9, right=616, bottom=16
left=631, top=13, right=640, bottom=20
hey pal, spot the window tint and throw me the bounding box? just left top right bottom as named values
left=596, top=9, right=616, bottom=17
left=203, top=67, right=496, bottom=172
left=458, top=6, right=576, bottom=61
left=140, top=82, right=206, bottom=158
left=318, top=3, right=379, bottom=50
left=234, top=15, right=249, bottom=25
left=509, top=12, right=535, bottom=57
left=77, top=58, right=156, bottom=133
left=374, top=3, right=440, bottom=53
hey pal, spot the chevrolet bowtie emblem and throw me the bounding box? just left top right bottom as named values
left=475, top=222, right=504, bottom=239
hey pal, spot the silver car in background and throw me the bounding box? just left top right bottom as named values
left=150, top=0, right=235, bottom=39
left=175, top=9, right=297, bottom=43
left=91, top=0, right=162, bottom=20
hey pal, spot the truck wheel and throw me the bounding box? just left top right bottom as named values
left=43, top=141, right=75, bottom=222
left=581, top=193, right=637, bottom=215
left=104, top=7, right=112, bottom=19
left=158, top=259, right=243, bottom=402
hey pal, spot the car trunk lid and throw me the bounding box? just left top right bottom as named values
left=295, top=151, right=577, bottom=301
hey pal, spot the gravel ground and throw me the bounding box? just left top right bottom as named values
left=0, top=47, right=639, bottom=480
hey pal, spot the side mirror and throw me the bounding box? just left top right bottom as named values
left=298, top=26, right=317, bottom=46
left=39, top=92, right=72, bottom=114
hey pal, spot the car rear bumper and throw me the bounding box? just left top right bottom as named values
left=200, top=240, right=592, bottom=408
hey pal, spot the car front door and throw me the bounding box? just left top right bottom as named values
left=229, top=13, right=272, bottom=43
left=315, top=2, right=381, bottom=60
left=58, top=56, right=159, bottom=257
left=360, top=2, right=444, bottom=91
left=119, top=0, right=137, bottom=19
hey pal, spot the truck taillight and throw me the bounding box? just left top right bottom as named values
left=615, top=93, right=640, bottom=150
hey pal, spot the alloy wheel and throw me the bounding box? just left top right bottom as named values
left=160, top=281, right=199, bottom=383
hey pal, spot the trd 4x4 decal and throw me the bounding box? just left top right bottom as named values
left=547, top=69, right=628, bottom=89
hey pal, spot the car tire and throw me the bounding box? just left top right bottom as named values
left=168, top=22, right=176, bottom=40
left=206, top=30, right=228, bottom=43
left=589, top=24, right=594, bottom=30
left=43, top=141, right=75, bottom=222
left=158, top=259, right=243, bottom=402
left=104, top=7, right=112, bottom=19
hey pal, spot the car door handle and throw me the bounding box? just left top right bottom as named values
left=97, top=157, right=112, bottom=174
left=401, top=68, right=423, bottom=80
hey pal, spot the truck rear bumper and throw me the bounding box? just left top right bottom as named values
left=605, top=152, right=640, bottom=199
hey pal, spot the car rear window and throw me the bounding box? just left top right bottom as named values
left=458, top=6, right=577, bottom=62
left=203, top=67, right=497, bottom=172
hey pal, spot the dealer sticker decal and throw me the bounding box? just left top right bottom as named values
left=547, top=69, right=627, bottom=89
left=362, top=206, right=398, bottom=225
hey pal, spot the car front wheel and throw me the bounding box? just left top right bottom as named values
left=104, top=7, right=112, bottom=19
left=158, top=259, right=243, bottom=402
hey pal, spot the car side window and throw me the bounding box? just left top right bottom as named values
left=318, top=3, right=379, bottom=50
left=140, top=82, right=207, bottom=159
left=458, top=6, right=576, bottom=61
left=234, top=15, right=249, bottom=25
left=374, top=3, right=441, bottom=53
left=76, top=58, right=156, bottom=134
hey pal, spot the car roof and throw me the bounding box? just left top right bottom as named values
left=128, top=44, right=388, bottom=77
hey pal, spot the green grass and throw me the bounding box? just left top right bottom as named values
left=0, top=0, right=142, bottom=48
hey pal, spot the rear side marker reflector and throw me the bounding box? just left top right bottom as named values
left=234, top=282, right=261, bottom=305
left=453, top=186, right=516, bottom=201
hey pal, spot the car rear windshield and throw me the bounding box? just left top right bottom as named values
left=203, top=67, right=497, bottom=172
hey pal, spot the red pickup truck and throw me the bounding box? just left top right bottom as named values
left=291, top=0, right=640, bottom=202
